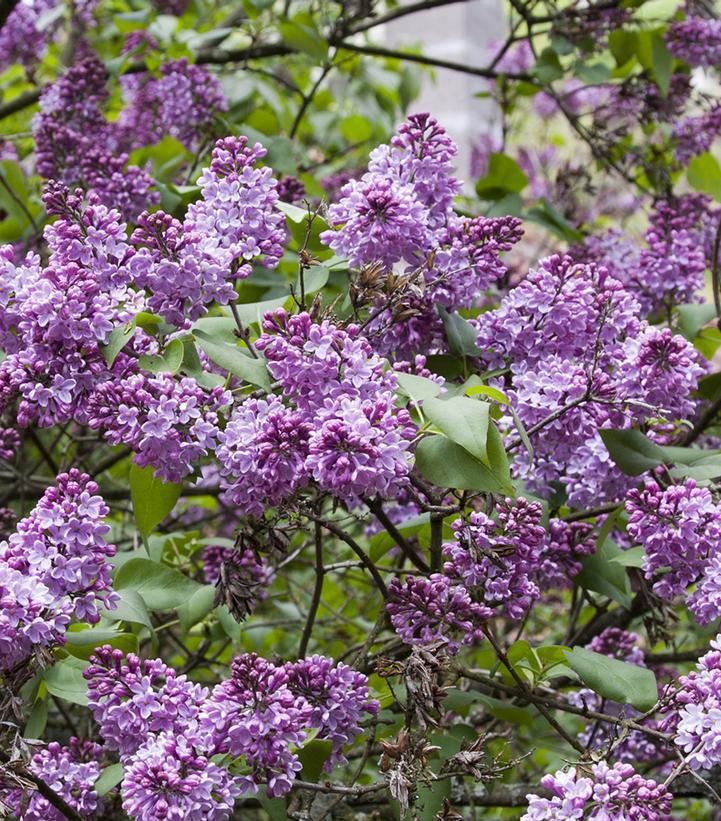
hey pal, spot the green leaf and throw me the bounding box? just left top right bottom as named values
left=178, top=584, right=216, bottom=632
left=24, top=698, right=48, bottom=739
left=278, top=19, right=328, bottom=61
left=340, top=114, right=373, bottom=142
left=64, top=627, right=139, bottom=660
left=609, top=546, right=645, bottom=568
left=564, top=646, right=658, bottom=711
left=130, top=464, right=182, bottom=538
left=609, top=30, right=638, bottom=67
left=101, top=322, right=136, bottom=367
left=651, top=31, right=673, bottom=96
left=296, top=265, right=329, bottom=296
left=276, top=200, right=308, bottom=223
left=423, top=396, right=491, bottom=466
left=688, top=153, right=721, bottom=202
left=599, top=428, right=667, bottom=475
left=444, top=688, right=534, bottom=725
left=369, top=512, right=431, bottom=562
left=676, top=303, right=717, bottom=341
left=297, top=739, right=333, bottom=782
left=42, top=658, right=88, bottom=705
left=475, top=153, right=528, bottom=199
left=395, top=372, right=443, bottom=404
left=531, top=48, right=564, bottom=83
left=138, top=338, right=185, bottom=374
left=525, top=197, right=583, bottom=243
left=576, top=540, right=633, bottom=609
left=194, top=329, right=271, bottom=390
left=438, top=306, right=483, bottom=357
left=105, top=588, right=153, bottom=631
left=94, top=763, right=124, bottom=797
left=256, top=789, right=288, bottom=821
left=114, top=558, right=201, bottom=610
left=415, top=434, right=513, bottom=494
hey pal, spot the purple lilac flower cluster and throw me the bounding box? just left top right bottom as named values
left=118, top=58, right=227, bottom=150
left=218, top=310, right=416, bottom=508
left=667, top=15, right=721, bottom=67
left=0, top=426, right=20, bottom=460
left=582, top=195, right=711, bottom=317
left=475, top=254, right=704, bottom=506
left=321, top=114, right=522, bottom=358
left=4, top=738, right=105, bottom=820
left=33, top=55, right=158, bottom=221
left=522, top=762, right=672, bottom=819
left=674, top=105, right=721, bottom=165
left=0, top=183, right=142, bottom=428
left=443, top=498, right=546, bottom=620
left=0, top=0, right=56, bottom=71
left=386, top=574, right=491, bottom=653
left=626, top=479, right=721, bottom=624
left=664, top=633, right=721, bottom=769
left=130, top=136, right=286, bottom=324
left=84, top=648, right=377, bottom=810
left=86, top=373, right=230, bottom=483
left=0, top=470, right=115, bottom=672
left=536, top=519, right=596, bottom=589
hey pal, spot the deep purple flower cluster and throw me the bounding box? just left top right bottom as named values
left=586, top=195, right=710, bottom=317
left=86, top=373, right=230, bottom=482
left=284, top=655, right=380, bottom=769
left=200, top=652, right=377, bottom=796
left=674, top=105, right=721, bottom=165
left=667, top=15, right=721, bottom=67
left=626, top=479, right=721, bottom=623
left=522, top=762, right=672, bottom=819
left=0, top=0, right=55, bottom=70
left=217, top=310, right=416, bottom=507
left=4, top=738, right=105, bottom=820
left=33, top=56, right=158, bottom=220
left=130, top=136, right=285, bottom=324
left=0, top=470, right=115, bottom=671
left=0, top=426, right=20, bottom=460
left=443, top=498, right=546, bottom=620
left=536, top=519, right=596, bottom=589
left=386, top=574, right=491, bottom=653
left=118, top=58, right=227, bottom=150
left=277, top=175, right=306, bottom=203
left=321, top=114, right=521, bottom=357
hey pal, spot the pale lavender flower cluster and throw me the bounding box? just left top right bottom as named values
left=386, top=574, right=492, bottom=653
left=667, top=15, right=721, bottom=67
left=4, top=738, right=105, bottom=820
left=117, top=58, right=227, bottom=150
left=33, top=55, right=158, bottom=220
left=84, top=647, right=209, bottom=759
left=476, top=254, right=704, bottom=506
left=86, top=373, right=230, bottom=482
left=1, top=469, right=117, bottom=623
left=443, top=498, right=546, bottom=620
left=522, top=762, right=672, bottom=820
left=122, top=730, right=241, bottom=821
left=0, top=470, right=115, bottom=672
left=666, top=634, right=721, bottom=769
left=218, top=310, right=416, bottom=507
left=129, top=136, right=286, bottom=324
left=626, top=479, right=721, bottom=624
left=0, top=184, right=139, bottom=428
